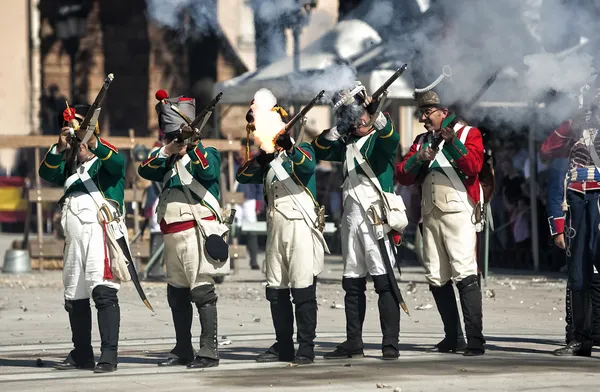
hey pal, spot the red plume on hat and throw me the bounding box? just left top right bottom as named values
left=63, top=106, right=77, bottom=123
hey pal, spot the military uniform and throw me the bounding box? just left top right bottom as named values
left=138, top=91, right=228, bottom=369
left=396, top=90, right=485, bottom=356
left=40, top=104, right=124, bottom=373
left=314, top=104, right=405, bottom=360
left=237, top=132, right=326, bottom=364
left=541, top=103, right=600, bottom=355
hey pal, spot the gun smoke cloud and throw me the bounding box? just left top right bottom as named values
left=252, top=88, right=286, bottom=153
left=363, top=0, right=600, bottom=133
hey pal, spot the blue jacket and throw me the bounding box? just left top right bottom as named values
left=546, top=158, right=568, bottom=236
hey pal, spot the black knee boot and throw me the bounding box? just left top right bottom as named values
left=372, top=274, right=400, bottom=360
left=554, top=289, right=593, bottom=356
left=292, top=281, right=318, bottom=364
left=159, top=285, right=194, bottom=366
left=590, top=274, right=600, bottom=346
left=54, top=299, right=95, bottom=370
left=430, top=282, right=467, bottom=352
left=257, top=288, right=295, bottom=362
left=324, top=277, right=367, bottom=359
left=92, top=286, right=120, bottom=372
left=565, top=284, right=575, bottom=344
left=456, top=275, right=485, bottom=356
left=188, top=285, right=220, bottom=368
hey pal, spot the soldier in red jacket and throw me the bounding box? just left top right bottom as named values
left=396, top=89, right=485, bottom=356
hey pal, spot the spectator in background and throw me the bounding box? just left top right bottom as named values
left=40, top=84, right=67, bottom=135
left=233, top=139, right=262, bottom=270
left=511, top=197, right=531, bottom=268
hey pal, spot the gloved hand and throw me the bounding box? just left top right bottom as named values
left=324, top=126, right=343, bottom=141
left=256, top=151, right=275, bottom=167
left=364, top=95, right=378, bottom=115
left=275, top=132, right=293, bottom=151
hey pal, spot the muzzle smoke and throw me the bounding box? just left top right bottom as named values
left=252, top=88, right=286, bottom=153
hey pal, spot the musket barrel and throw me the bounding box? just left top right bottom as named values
left=372, top=64, right=408, bottom=99
left=284, top=90, right=325, bottom=132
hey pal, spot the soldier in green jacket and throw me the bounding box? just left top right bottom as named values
left=138, top=90, right=228, bottom=369
left=313, top=82, right=403, bottom=360
left=237, top=103, right=327, bottom=365
left=40, top=104, right=125, bottom=373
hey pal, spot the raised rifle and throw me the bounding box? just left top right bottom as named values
left=273, top=90, right=325, bottom=146
left=364, top=64, right=408, bottom=128
left=65, top=73, right=114, bottom=175
left=165, top=92, right=223, bottom=166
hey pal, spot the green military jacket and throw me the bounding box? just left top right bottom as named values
left=137, top=141, right=221, bottom=211
left=236, top=142, right=317, bottom=202
left=38, top=137, right=126, bottom=214
left=312, top=113, right=399, bottom=192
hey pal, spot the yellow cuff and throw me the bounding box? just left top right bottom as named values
left=100, top=150, right=113, bottom=161
left=43, top=160, right=61, bottom=169
left=314, top=138, right=331, bottom=150
left=379, top=127, right=394, bottom=139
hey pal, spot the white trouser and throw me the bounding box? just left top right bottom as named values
left=265, top=209, right=318, bottom=289
left=422, top=207, right=478, bottom=286
left=164, top=227, right=218, bottom=289
left=61, top=194, right=120, bottom=300
left=342, top=197, right=395, bottom=278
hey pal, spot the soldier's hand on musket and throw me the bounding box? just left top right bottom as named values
left=417, top=146, right=436, bottom=161
left=256, top=150, right=275, bottom=167
left=57, top=127, right=72, bottom=153
left=438, top=126, right=456, bottom=141
left=87, top=134, right=98, bottom=150
left=164, top=138, right=185, bottom=156
left=364, top=95, right=378, bottom=115
left=275, top=132, right=293, bottom=152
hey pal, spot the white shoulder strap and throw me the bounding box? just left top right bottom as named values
left=74, top=157, right=118, bottom=216
left=582, top=129, right=600, bottom=169
left=431, top=125, right=475, bottom=212
left=268, top=157, right=329, bottom=253
left=269, top=157, right=318, bottom=225
left=175, top=156, right=223, bottom=222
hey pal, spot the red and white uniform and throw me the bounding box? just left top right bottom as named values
left=396, top=123, right=484, bottom=286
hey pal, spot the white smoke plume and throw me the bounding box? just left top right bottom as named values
left=146, top=0, right=218, bottom=37
left=252, top=88, right=286, bottom=153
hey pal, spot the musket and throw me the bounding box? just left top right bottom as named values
left=165, top=92, right=223, bottom=166
left=365, top=64, right=408, bottom=128
left=273, top=90, right=324, bottom=145
left=66, top=73, right=115, bottom=175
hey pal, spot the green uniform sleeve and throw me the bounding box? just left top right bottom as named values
left=442, top=136, right=469, bottom=161
left=236, top=158, right=266, bottom=184
left=373, top=113, right=400, bottom=156
left=90, top=137, right=125, bottom=177
left=186, top=142, right=220, bottom=181
left=38, top=144, right=67, bottom=185
left=312, top=131, right=344, bottom=162
left=288, top=142, right=316, bottom=175
left=138, top=147, right=171, bottom=182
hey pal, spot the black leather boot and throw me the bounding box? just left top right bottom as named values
left=188, top=285, right=220, bottom=369
left=257, top=288, right=295, bottom=362
left=456, top=275, right=485, bottom=356
left=372, top=274, right=400, bottom=360
left=590, top=274, right=600, bottom=346
left=554, top=289, right=593, bottom=356
left=54, top=299, right=95, bottom=370
left=430, top=282, right=467, bottom=353
left=159, top=285, right=194, bottom=366
left=324, top=277, right=367, bottom=359
left=292, top=281, right=318, bottom=365
left=92, top=286, right=120, bottom=373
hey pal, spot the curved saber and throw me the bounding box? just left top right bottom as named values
left=115, top=235, right=154, bottom=311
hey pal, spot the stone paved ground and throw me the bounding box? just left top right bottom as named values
left=0, top=251, right=597, bottom=392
